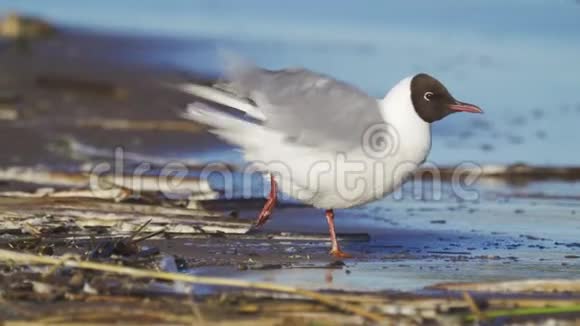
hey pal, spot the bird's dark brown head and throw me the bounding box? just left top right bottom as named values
left=410, top=73, right=482, bottom=123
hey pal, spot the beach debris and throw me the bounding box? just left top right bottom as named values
left=2, top=248, right=580, bottom=324
left=0, top=196, right=253, bottom=237
left=431, top=279, right=580, bottom=293
left=87, top=219, right=163, bottom=260
left=0, top=187, right=132, bottom=201
left=0, top=248, right=387, bottom=323
left=0, top=166, right=218, bottom=200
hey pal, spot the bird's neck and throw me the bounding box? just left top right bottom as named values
left=379, top=77, right=432, bottom=161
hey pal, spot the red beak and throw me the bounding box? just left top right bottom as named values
left=448, top=101, right=483, bottom=114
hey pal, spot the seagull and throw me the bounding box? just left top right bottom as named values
left=180, top=59, right=482, bottom=258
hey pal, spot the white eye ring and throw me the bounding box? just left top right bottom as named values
left=424, top=92, right=434, bottom=101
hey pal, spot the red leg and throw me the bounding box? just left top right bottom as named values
left=255, top=175, right=277, bottom=227
left=325, top=209, right=352, bottom=258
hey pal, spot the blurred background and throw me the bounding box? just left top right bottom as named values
left=2, top=0, right=580, bottom=166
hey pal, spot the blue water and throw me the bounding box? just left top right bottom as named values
left=3, top=0, right=580, bottom=165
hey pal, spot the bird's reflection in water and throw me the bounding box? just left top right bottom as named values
left=325, top=269, right=334, bottom=285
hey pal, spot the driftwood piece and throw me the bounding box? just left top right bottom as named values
left=0, top=166, right=218, bottom=199
left=0, top=188, right=131, bottom=201
left=431, top=279, right=580, bottom=293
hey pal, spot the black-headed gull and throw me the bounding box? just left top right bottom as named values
left=181, top=60, right=482, bottom=258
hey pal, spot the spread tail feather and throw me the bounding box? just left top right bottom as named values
left=182, top=102, right=273, bottom=150
left=178, top=83, right=266, bottom=121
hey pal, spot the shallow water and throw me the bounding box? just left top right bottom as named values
left=187, top=180, right=580, bottom=291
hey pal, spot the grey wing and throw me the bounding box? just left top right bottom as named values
left=220, top=65, right=384, bottom=151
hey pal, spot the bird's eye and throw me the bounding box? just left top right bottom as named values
left=424, top=92, right=434, bottom=101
